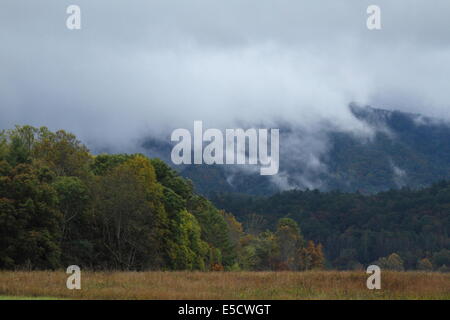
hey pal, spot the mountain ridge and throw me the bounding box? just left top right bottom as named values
left=141, top=105, right=450, bottom=196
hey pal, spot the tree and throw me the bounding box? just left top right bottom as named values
left=376, top=253, right=404, bottom=271
left=187, top=196, right=235, bottom=268
left=33, top=127, right=92, bottom=178
left=311, top=243, right=325, bottom=269
left=276, top=218, right=303, bottom=270
left=432, top=249, right=450, bottom=269
left=253, top=231, right=279, bottom=271
left=298, top=241, right=325, bottom=270
left=167, top=210, right=208, bottom=270
left=0, top=163, right=62, bottom=269
left=438, top=265, right=450, bottom=273
left=417, top=258, right=433, bottom=271
left=53, top=176, right=91, bottom=266
left=221, top=211, right=244, bottom=269
left=90, top=156, right=167, bottom=270
left=91, top=154, right=133, bottom=175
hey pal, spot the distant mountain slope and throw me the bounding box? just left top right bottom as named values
left=142, top=105, right=450, bottom=196
left=325, top=105, right=450, bottom=193
left=210, top=180, right=450, bottom=270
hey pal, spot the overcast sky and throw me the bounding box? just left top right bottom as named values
left=1, top=0, right=450, bottom=151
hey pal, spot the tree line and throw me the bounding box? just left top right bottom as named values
left=211, top=182, right=450, bottom=271
left=0, top=126, right=323, bottom=271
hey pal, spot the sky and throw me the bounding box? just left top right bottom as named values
left=1, top=0, right=450, bottom=152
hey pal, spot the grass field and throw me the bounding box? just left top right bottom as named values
left=0, top=271, right=449, bottom=300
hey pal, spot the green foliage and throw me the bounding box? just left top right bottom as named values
left=151, top=158, right=194, bottom=200
left=432, top=249, right=450, bottom=269
left=33, top=127, right=92, bottom=178
left=188, top=198, right=235, bottom=268
left=91, top=154, right=134, bottom=175
left=150, top=158, right=236, bottom=269
left=88, top=156, right=169, bottom=269
left=0, top=126, right=245, bottom=271
left=53, top=176, right=90, bottom=266
left=276, top=218, right=302, bottom=269
left=376, top=253, right=405, bottom=271
left=0, top=162, right=62, bottom=269
left=167, top=210, right=208, bottom=270
left=1, top=126, right=327, bottom=272
left=236, top=218, right=324, bottom=271
left=213, top=182, right=450, bottom=270
left=417, top=258, right=433, bottom=271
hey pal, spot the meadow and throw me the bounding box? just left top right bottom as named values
left=0, top=271, right=449, bottom=300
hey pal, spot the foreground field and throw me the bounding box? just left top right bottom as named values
left=0, top=271, right=449, bottom=300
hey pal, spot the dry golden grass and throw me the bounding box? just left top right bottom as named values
left=0, top=271, right=449, bottom=300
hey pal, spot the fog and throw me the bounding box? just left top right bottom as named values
left=1, top=0, right=449, bottom=156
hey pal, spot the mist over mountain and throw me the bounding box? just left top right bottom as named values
left=2, top=1, right=450, bottom=154
left=141, top=105, right=450, bottom=195
left=1, top=1, right=450, bottom=195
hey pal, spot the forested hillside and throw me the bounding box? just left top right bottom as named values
left=147, top=106, right=450, bottom=196
left=0, top=126, right=323, bottom=271
left=211, top=183, right=450, bottom=271
left=2, top=125, right=448, bottom=272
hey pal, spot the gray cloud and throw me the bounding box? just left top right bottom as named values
left=1, top=0, right=450, bottom=154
